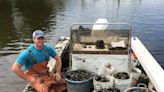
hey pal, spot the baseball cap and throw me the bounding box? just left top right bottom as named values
left=32, top=30, right=45, bottom=38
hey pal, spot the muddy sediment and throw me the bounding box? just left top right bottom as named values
left=65, top=70, right=92, bottom=81
left=114, top=72, right=129, bottom=79
left=96, top=88, right=111, bottom=92
left=95, top=76, right=109, bottom=82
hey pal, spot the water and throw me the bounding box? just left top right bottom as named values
left=0, top=0, right=164, bottom=91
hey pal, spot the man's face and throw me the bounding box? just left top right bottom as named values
left=33, top=37, right=45, bottom=47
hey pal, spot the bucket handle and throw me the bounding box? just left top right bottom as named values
left=95, top=84, right=102, bottom=90
left=137, top=83, right=147, bottom=88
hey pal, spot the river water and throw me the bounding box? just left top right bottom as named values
left=0, top=0, right=164, bottom=91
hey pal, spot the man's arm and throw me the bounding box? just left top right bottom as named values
left=54, top=55, right=62, bottom=81
left=12, top=62, right=36, bottom=83
left=54, top=55, right=62, bottom=74
left=11, top=62, right=28, bottom=80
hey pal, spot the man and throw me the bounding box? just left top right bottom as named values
left=11, top=30, right=67, bottom=92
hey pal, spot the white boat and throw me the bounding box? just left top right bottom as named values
left=23, top=18, right=164, bottom=92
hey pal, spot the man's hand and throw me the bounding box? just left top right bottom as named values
left=27, top=76, right=36, bottom=84
left=54, top=73, right=61, bottom=82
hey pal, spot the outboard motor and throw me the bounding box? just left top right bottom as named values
left=96, top=40, right=105, bottom=49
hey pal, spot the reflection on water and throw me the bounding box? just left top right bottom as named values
left=0, top=0, right=164, bottom=91
left=0, top=0, right=65, bottom=55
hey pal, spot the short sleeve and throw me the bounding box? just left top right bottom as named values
left=46, top=45, right=57, bottom=58
left=16, top=50, right=29, bottom=66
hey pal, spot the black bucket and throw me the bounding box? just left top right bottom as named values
left=64, top=70, right=93, bottom=92
left=65, top=77, right=92, bottom=92
left=96, top=40, right=105, bottom=49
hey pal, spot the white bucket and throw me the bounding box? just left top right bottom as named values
left=131, top=67, right=142, bottom=86
left=131, top=67, right=141, bottom=80
left=113, top=72, right=132, bottom=92
left=93, top=75, right=113, bottom=90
